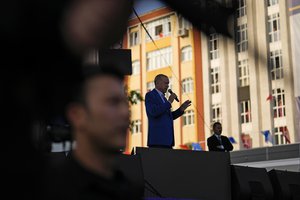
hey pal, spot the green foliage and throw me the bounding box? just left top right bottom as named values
left=127, top=89, right=144, bottom=133
left=128, top=90, right=144, bottom=105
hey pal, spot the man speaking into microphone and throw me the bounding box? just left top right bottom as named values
left=145, top=74, right=191, bottom=148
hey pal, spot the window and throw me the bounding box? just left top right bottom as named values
left=147, top=82, right=155, bottom=92
left=270, top=50, right=283, bottom=80
left=237, top=0, right=247, bottom=18
left=211, top=66, right=221, bottom=94
left=237, top=24, right=248, bottom=52
left=274, top=126, right=289, bottom=145
left=181, top=46, right=192, bottom=62
left=240, top=100, right=251, bottom=124
left=182, top=78, right=193, bottom=93
left=178, top=14, right=192, bottom=30
left=132, top=120, right=141, bottom=134
left=129, top=31, right=139, bottom=46
left=132, top=60, right=140, bottom=75
left=238, top=59, right=249, bottom=87
left=155, top=25, right=163, bottom=36
left=274, top=126, right=291, bottom=144
left=212, top=104, right=222, bottom=122
left=268, top=13, right=280, bottom=43
left=267, top=0, right=278, bottom=7
left=183, top=110, right=195, bottom=126
left=209, top=34, right=219, bottom=60
left=146, top=47, right=172, bottom=71
left=272, top=88, right=286, bottom=118
left=146, top=16, right=171, bottom=41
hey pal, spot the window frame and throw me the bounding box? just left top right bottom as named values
left=272, top=88, right=286, bottom=118
left=183, top=110, right=195, bottom=126
left=238, top=59, right=250, bottom=87
left=209, top=34, right=219, bottom=60
left=182, top=77, right=193, bottom=94
left=236, top=24, right=248, bottom=53
left=181, top=46, right=193, bottom=62
left=146, top=47, right=172, bottom=71
left=211, top=66, right=221, bottom=94
left=132, top=120, right=142, bottom=134
left=237, top=0, right=247, bottom=18
left=132, top=60, right=140, bottom=75
left=268, top=13, right=280, bottom=43
left=146, top=16, right=172, bottom=41
left=240, top=100, right=252, bottom=124
left=270, top=50, right=283, bottom=80
left=212, top=104, right=222, bottom=123
left=129, top=30, right=140, bottom=47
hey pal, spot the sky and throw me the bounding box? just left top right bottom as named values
left=131, top=0, right=166, bottom=18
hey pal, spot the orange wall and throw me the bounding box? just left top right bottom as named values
left=193, top=28, right=205, bottom=150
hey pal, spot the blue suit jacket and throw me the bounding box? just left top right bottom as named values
left=145, top=89, right=183, bottom=147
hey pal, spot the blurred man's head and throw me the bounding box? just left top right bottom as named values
left=62, top=0, right=133, bottom=56
left=154, top=74, right=169, bottom=94
left=213, top=122, right=222, bottom=135
left=67, top=66, right=129, bottom=154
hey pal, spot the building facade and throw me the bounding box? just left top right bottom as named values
left=288, top=0, right=300, bottom=146
left=123, top=7, right=205, bottom=151
left=202, top=0, right=299, bottom=150
left=124, top=0, right=299, bottom=152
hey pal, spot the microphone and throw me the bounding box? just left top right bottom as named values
left=168, top=89, right=179, bottom=102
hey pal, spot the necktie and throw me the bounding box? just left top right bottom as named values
left=218, top=136, right=222, bottom=145
left=161, top=94, right=166, bottom=103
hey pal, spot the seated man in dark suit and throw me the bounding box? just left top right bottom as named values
left=207, top=122, right=233, bottom=152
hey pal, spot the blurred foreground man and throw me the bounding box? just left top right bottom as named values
left=42, top=67, right=143, bottom=200
left=1, top=0, right=133, bottom=199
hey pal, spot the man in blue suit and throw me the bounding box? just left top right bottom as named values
left=145, top=74, right=191, bottom=148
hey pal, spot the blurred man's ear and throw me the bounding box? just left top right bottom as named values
left=66, top=103, right=86, bottom=129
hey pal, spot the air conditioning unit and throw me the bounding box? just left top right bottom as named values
left=178, top=28, right=189, bottom=37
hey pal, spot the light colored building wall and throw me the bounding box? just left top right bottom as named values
left=127, top=0, right=298, bottom=152
left=250, top=0, right=269, bottom=148
left=289, top=0, right=300, bottom=142
left=201, top=33, right=213, bottom=144
left=225, top=35, right=240, bottom=150
left=279, top=0, right=296, bottom=144
left=202, top=0, right=298, bottom=150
